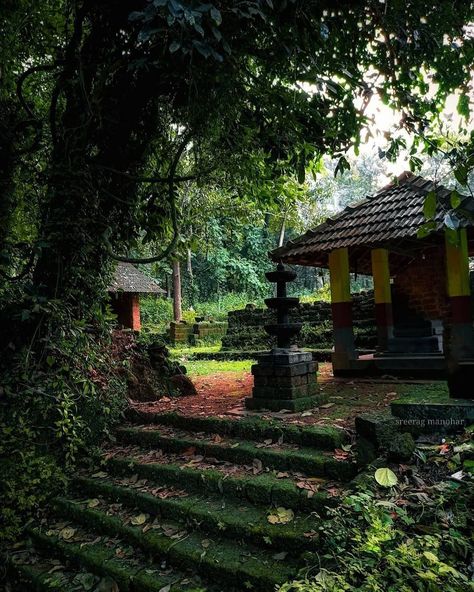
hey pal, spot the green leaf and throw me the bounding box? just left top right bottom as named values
left=450, top=190, right=462, bottom=209
left=131, top=513, right=147, bottom=525
left=454, top=166, right=468, bottom=186
left=169, top=40, right=181, bottom=53
left=374, top=467, right=398, bottom=487
left=444, top=212, right=459, bottom=230
left=423, top=551, right=438, bottom=563
left=457, top=93, right=470, bottom=119
left=210, top=7, right=222, bottom=25
left=423, top=190, right=437, bottom=219
left=267, top=507, right=294, bottom=524
left=417, top=220, right=436, bottom=238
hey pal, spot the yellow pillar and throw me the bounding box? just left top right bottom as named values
left=329, top=248, right=351, bottom=303
left=445, top=229, right=474, bottom=376
left=329, top=248, right=356, bottom=371
left=445, top=228, right=470, bottom=298
left=371, top=249, right=393, bottom=350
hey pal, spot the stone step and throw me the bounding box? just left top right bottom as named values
left=387, top=336, right=440, bottom=354
left=126, top=411, right=348, bottom=450
left=105, top=455, right=335, bottom=512
left=73, top=475, right=322, bottom=552
left=6, top=546, right=100, bottom=592
left=115, top=426, right=357, bottom=480
left=27, top=523, right=213, bottom=592
left=45, top=497, right=301, bottom=591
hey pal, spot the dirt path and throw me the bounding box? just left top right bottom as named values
left=128, top=362, right=413, bottom=429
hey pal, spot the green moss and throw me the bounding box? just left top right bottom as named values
left=106, top=457, right=332, bottom=514
left=116, top=427, right=356, bottom=479
left=150, top=412, right=347, bottom=449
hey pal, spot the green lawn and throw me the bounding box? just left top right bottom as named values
left=169, top=344, right=221, bottom=357
left=183, top=359, right=254, bottom=376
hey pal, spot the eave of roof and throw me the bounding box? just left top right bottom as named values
left=108, top=262, right=166, bottom=294
left=271, top=171, right=471, bottom=267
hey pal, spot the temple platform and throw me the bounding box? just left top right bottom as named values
left=333, top=352, right=446, bottom=379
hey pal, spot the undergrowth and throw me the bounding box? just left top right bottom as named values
left=279, top=446, right=474, bottom=592
left=0, top=304, right=129, bottom=544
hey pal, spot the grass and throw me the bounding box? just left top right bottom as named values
left=169, top=344, right=221, bottom=357
left=184, top=359, right=254, bottom=376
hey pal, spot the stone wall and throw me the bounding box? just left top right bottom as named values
left=169, top=320, right=228, bottom=345
left=222, top=291, right=377, bottom=351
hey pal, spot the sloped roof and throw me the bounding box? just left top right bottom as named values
left=272, top=172, right=471, bottom=267
left=108, top=262, right=165, bottom=294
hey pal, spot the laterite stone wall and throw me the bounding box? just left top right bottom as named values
left=392, top=246, right=450, bottom=321
left=222, top=291, right=377, bottom=351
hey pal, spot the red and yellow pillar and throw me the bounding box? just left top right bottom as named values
left=371, top=248, right=393, bottom=350
left=329, top=248, right=356, bottom=370
left=445, top=228, right=474, bottom=360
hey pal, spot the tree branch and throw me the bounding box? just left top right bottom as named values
left=105, top=131, right=192, bottom=264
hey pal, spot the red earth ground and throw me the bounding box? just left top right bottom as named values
left=129, top=362, right=428, bottom=432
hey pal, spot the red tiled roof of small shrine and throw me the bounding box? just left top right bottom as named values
left=271, top=172, right=471, bottom=267
left=108, top=262, right=165, bottom=294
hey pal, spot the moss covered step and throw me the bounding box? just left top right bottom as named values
left=127, top=411, right=348, bottom=450
left=27, top=526, right=210, bottom=592
left=6, top=547, right=101, bottom=592
left=47, top=497, right=301, bottom=591
left=115, top=427, right=357, bottom=480
left=106, top=455, right=334, bottom=512
left=73, top=475, right=322, bottom=552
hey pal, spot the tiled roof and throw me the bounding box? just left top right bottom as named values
left=108, top=262, right=165, bottom=294
left=272, top=172, right=470, bottom=266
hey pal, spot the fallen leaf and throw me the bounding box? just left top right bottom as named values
left=182, top=447, right=197, bottom=456
left=334, top=448, right=350, bottom=460
left=87, top=498, right=100, bottom=508
left=267, top=507, right=294, bottom=525
left=374, top=467, right=398, bottom=487
left=59, top=527, right=76, bottom=540
left=252, top=459, right=263, bottom=474
left=131, top=513, right=148, bottom=526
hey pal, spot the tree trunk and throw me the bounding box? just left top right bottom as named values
left=172, top=260, right=182, bottom=322
left=187, top=248, right=193, bottom=282
left=278, top=214, right=286, bottom=247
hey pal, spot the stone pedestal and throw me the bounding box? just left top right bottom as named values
left=245, top=350, right=325, bottom=412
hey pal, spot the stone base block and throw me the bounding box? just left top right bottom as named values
left=390, top=396, right=474, bottom=434
left=257, top=350, right=313, bottom=366
left=245, top=392, right=328, bottom=413
left=252, top=382, right=319, bottom=400
left=251, top=361, right=318, bottom=377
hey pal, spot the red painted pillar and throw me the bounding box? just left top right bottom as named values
left=130, top=293, right=141, bottom=331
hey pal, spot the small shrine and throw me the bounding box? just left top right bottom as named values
left=245, top=263, right=324, bottom=412
left=108, top=262, right=165, bottom=331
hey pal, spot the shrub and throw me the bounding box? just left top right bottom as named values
left=279, top=483, right=473, bottom=592
left=0, top=309, right=128, bottom=543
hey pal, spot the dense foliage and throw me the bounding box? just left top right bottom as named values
left=1, top=0, right=473, bottom=544
left=280, top=471, right=473, bottom=592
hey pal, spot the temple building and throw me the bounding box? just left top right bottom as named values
left=108, top=262, right=165, bottom=331
left=272, top=172, right=474, bottom=380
